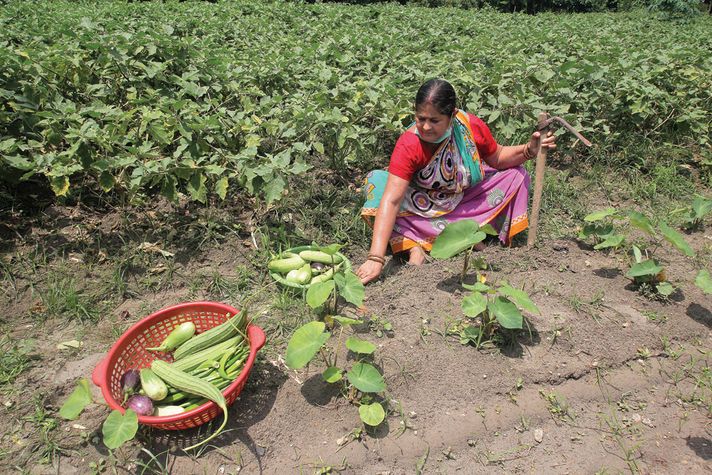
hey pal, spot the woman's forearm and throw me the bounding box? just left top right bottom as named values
left=369, top=199, right=399, bottom=258
left=489, top=144, right=530, bottom=169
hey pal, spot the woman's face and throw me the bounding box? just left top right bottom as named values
left=415, top=103, right=452, bottom=142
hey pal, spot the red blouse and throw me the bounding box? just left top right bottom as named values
left=387, top=113, right=498, bottom=182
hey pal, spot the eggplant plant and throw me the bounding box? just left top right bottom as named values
left=454, top=275, right=540, bottom=349
left=430, top=219, right=499, bottom=281
left=285, top=319, right=387, bottom=427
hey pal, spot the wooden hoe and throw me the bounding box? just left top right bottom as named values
left=527, top=113, right=593, bottom=247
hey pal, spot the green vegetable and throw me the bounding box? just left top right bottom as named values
left=146, top=321, right=196, bottom=352
left=171, top=335, right=243, bottom=372
left=286, top=263, right=312, bottom=284
left=139, top=368, right=168, bottom=401
left=309, top=267, right=335, bottom=284
left=268, top=255, right=307, bottom=273
left=299, top=250, right=343, bottom=264
left=150, top=360, right=228, bottom=450
left=173, top=312, right=246, bottom=360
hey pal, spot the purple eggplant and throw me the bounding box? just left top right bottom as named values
left=126, top=394, right=154, bottom=416
left=310, top=262, right=326, bottom=273
left=120, top=369, right=140, bottom=394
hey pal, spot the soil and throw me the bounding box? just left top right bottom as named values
left=1, top=206, right=711, bottom=475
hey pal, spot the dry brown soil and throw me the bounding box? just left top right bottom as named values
left=1, top=207, right=711, bottom=475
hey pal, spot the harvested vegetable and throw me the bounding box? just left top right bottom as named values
left=153, top=405, right=185, bottom=417
left=126, top=394, right=153, bottom=416
left=268, top=254, right=306, bottom=273
left=286, top=263, right=312, bottom=284
left=146, top=321, right=196, bottom=352
left=173, top=312, right=246, bottom=361
left=140, top=368, right=168, bottom=401
left=299, top=250, right=343, bottom=264
left=120, top=369, right=140, bottom=395
left=151, top=360, right=228, bottom=450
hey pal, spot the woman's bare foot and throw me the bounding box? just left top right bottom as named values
left=408, top=246, right=426, bottom=265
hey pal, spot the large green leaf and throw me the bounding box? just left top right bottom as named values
left=334, top=271, right=365, bottom=307
left=626, top=259, right=663, bottom=278
left=359, top=402, right=386, bottom=426
left=498, top=284, right=540, bottom=315
left=695, top=269, right=712, bottom=294
left=691, top=196, right=712, bottom=221
left=346, top=362, right=386, bottom=393
left=658, top=222, right=695, bottom=257
left=306, top=280, right=335, bottom=309
left=593, top=234, right=624, bottom=250
left=102, top=409, right=138, bottom=450
left=430, top=220, right=486, bottom=259
left=584, top=208, right=618, bottom=222
left=488, top=297, right=523, bottom=329
left=461, top=292, right=487, bottom=317
left=345, top=336, right=376, bottom=355
left=59, top=378, right=93, bottom=420
left=626, top=211, right=655, bottom=235
left=285, top=322, right=330, bottom=369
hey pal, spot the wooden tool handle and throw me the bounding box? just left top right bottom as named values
left=527, top=112, right=549, bottom=247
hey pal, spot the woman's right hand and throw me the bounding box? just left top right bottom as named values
left=356, top=259, right=383, bottom=285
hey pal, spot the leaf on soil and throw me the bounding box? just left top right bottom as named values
left=59, top=378, right=93, bottom=420
left=102, top=409, right=138, bottom=450
left=359, top=402, right=385, bottom=426
left=695, top=269, right=712, bottom=294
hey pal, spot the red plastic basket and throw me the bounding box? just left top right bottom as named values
left=92, top=301, right=265, bottom=431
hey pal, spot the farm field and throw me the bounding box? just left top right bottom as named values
left=1, top=1, right=711, bottom=474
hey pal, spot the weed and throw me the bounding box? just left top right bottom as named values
left=0, top=335, right=35, bottom=386
left=37, top=268, right=100, bottom=323
left=540, top=390, right=575, bottom=423
left=367, top=314, right=393, bottom=338
left=23, top=394, right=65, bottom=465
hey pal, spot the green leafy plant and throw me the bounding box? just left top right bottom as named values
left=582, top=208, right=696, bottom=298
left=430, top=219, right=499, bottom=281
left=454, top=275, right=540, bottom=349
left=579, top=208, right=626, bottom=250
left=285, top=320, right=387, bottom=428
left=674, top=196, right=712, bottom=231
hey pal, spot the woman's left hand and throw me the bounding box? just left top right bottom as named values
left=525, top=130, right=557, bottom=159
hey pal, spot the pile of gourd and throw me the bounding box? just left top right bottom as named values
left=268, top=250, right=343, bottom=286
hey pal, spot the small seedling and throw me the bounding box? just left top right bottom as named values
left=673, top=195, right=712, bottom=231
left=456, top=274, right=540, bottom=349
left=583, top=207, right=697, bottom=299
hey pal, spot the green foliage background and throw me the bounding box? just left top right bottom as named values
left=1, top=0, right=710, bottom=204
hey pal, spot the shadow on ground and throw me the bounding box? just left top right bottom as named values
left=686, top=303, right=711, bottom=328
left=138, top=358, right=286, bottom=469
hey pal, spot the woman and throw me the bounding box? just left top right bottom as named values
left=357, top=78, right=556, bottom=285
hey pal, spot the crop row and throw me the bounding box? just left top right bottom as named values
left=1, top=0, right=710, bottom=203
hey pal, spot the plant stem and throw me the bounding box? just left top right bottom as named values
left=461, top=247, right=473, bottom=283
